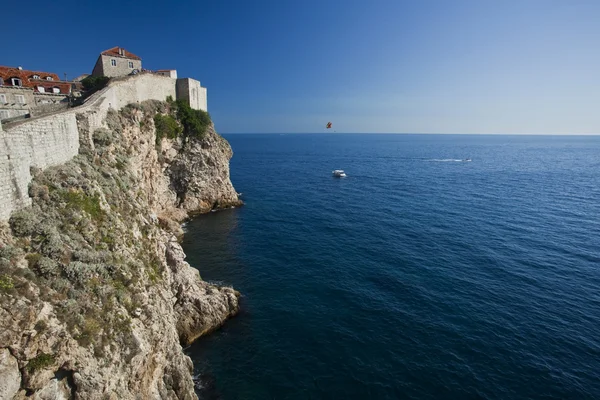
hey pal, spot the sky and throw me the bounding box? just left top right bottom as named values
left=4, top=0, right=599, bottom=134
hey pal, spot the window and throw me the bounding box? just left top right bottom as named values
left=15, top=95, right=25, bottom=104
left=52, top=87, right=60, bottom=94
left=111, top=59, right=117, bottom=67
left=32, top=75, right=40, bottom=80
left=11, top=78, right=22, bottom=86
left=129, top=61, right=134, bottom=68
left=37, top=86, right=45, bottom=93
left=46, top=76, right=53, bottom=81
left=0, top=110, right=9, bottom=120
left=0, top=94, right=6, bottom=103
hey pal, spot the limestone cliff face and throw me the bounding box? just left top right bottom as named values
left=168, top=125, right=243, bottom=216
left=0, top=101, right=241, bottom=399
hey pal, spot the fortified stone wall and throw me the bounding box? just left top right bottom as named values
left=176, top=78, right=207, bottom=112
left=0, top=113, right=79, bottom=219
left=0, top=73, right=178, bottom=220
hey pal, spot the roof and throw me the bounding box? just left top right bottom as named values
left=0, top=66, right=60, bottom=83
left=100, top=47, right=141, bottom=60
left=0, top=66, right=70, bottom=94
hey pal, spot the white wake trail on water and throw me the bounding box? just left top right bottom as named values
left=428, top=159, right=471, bottom=162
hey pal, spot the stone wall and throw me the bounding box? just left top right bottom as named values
left=0, top=112, right=79, bottom=219
left=31, top=94, right=70, bottom=117
left=0, top=73, right=179, bottom=220
left=176, top=78, right=207, bottom=112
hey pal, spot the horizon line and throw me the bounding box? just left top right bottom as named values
left=219, top=132, right=600, bottom=136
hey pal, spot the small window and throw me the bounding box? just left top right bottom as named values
left=46, top=76, right=53, bottom=81
left=0, top=94, right=6, bottom=103
left=128, top=61, right=134, bottom=68
left=11, top=78, right=22, bottom=86
left=15, top=95, right=25, bottom=104
left=32, top=74, right=40, bottom=80
left=0, top=110, right=9, bottom=119
left=37, top=86, right=45, bottom=93
left=52, top=87, right=60, bottom=94
left=111, top=59, right=117, bottom=67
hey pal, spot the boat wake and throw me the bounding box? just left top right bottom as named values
left=429, top=159, right=471, bottom=162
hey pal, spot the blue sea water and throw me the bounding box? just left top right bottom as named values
left=182, top=134, right=600, bottom=400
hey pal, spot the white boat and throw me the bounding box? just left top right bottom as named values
left=332, top=169, right=347, bottom=178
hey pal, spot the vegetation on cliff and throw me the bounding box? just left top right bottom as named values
left=154, top=96, right=212, bottom=144
left=4, top=106, right=162, bottom=357
left=0, top=100, right=240, bottom=398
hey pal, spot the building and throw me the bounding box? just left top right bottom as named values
left=91, top=47, right=142, bottom=78
left=90, top=46, right=207, bottom=112
left=0, top=66, right=71, bottom=121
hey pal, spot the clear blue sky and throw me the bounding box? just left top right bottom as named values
left=5, top=0, right=599, bottom=134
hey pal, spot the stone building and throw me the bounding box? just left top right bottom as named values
left=90, top=46, right=207, bottom=112
left=91, top=47, right=142, bottom=78
left=0, top=66, right=71, bottom=121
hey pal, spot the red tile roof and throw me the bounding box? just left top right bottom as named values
left=100, top=47, right=141, bottom=60
left=0, top=66, right=70, bottom=94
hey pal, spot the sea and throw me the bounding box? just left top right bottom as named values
left=181, top=134, right=600, bottom=400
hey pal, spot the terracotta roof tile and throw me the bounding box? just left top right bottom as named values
left=0, top=66, right=70, bottom=94
left=100, top=47, right=141, bottom=60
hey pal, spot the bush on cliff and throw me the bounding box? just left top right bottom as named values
left=154, top=114, right=182, bottom=144
left=173, top=99, right=211, bottom=139
left=81, top=76, right=110, bottom=92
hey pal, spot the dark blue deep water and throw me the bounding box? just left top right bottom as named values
left=182, top=134, right=600, bottom=399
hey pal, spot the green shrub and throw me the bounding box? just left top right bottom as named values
left=34, top=320, right=48, bottom=333
left=59, top=190, right=103, bottom=220
left=26, top=253, right=42, bottom=269
left=174, top=100, right=211, bottom=139
left=0, top=274, right=14, bottom=290
left=93, top=128, right=114, bottom=147
left=9, top=210, right=40, bottom=237
left=35, top=257, right=60, bottom=278
left=76, top=317, right=101, bottom=347
left=141, top=99, right=166, bottom=115
left=154, top=114, right=182, bottom=144
left=27, top=353, right=55, bottom=373
left=81, top=76, right=109, bottom=92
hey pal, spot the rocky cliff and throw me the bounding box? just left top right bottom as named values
left=0, top=101, right=242, bottom=399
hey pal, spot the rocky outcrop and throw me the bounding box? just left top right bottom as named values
left=166, top=237, right=239, bottom=346
left=168, top=125, right=243, bottom=215
left=0, top=101, right=242, bottom=399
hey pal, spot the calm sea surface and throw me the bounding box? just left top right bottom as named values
left=182, top=134, right=600, bottom=399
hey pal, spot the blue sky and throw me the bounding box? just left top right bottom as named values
left=5, top=0, right=599, bottom=134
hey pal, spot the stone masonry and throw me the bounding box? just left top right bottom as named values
left=176, top=78, right=207, bottom=112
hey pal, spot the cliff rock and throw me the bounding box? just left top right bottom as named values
left=0, top=101, right=241, bottom=399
